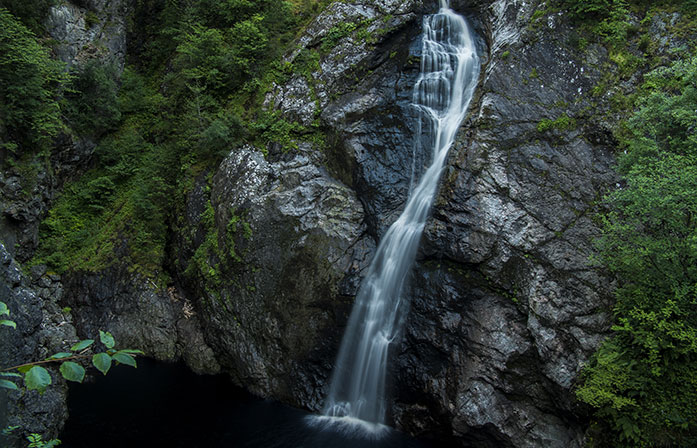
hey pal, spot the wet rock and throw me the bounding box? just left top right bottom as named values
left=178, top=143, right=373, bottom=409
left=393, top=1, right=618, bottom=446
left=0, top=243, right=73, bottom=447
left=177, top=1, right=619, bottom=446
left=62, top=266, right=220, bottom=375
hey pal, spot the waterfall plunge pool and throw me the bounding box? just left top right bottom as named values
left=60, top=358, right=453, bottom=448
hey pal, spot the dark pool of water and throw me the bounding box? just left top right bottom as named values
left=61, top=358, right=443, bottom=448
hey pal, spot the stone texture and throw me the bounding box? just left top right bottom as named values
left=205, top=1, right=620, bottom=446
left=1, top=0, right=643, bottom=446
left=63, top=266, right=220, bottom=375
left=393, top=1, right=618, bottom=446
left=175, top=144, right=373, bottom=409
left=0, top=243, right=74, bottom=447
left=45, top=0, right=129, bottom=70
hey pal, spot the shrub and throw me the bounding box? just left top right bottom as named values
left=64, top=60, right=121, bottom=138
left=0, top=8, right=65, bottom=157
left=577, top=56, right=697, bottom=447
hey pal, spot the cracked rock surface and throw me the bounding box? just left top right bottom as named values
left=194, top=1, right=620, bottom=446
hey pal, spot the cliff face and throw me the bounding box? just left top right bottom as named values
left=2, top=0, right=627, bottom=446
left=172, top=0, right=619, bottom=446
left=394, top=1, right=618, bottom=445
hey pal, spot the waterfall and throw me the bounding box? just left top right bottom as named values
left=316, top=2, right=480, bottom=434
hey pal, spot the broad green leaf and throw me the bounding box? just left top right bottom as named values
left=0, top=379, right=18, bottom=390
left=0, top=319, right=16, bottom=329
left=112, top=352, right=136, bottom=368
left=17, top=365, right=32, bottom=374
left=0, top=301, right=8, bottom=316
left=25, top=366, right=52, bottom=392
left=70, top=339, right=94, bottom=352
left=1, top=425, right=19, bottom=435
left=48, top=352, right=73, bottom=360
left=116, top=349, right=145, bottom=355
left=92, top=353, right=111, bottom=375
left=99, top=330, right=115, bottom=349
left=59, top=362, right=85, bottom=383
left=0, top=372, right=22, bottom=378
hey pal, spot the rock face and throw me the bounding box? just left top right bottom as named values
left=45, top=0, right=129, bottom=70
left=0, top=243, right=75, bottom=446
left=2, top=0, right=625, bottom=446
left=62, top=265, right=220, bottom=375
left=184, top=0, right=619, bottom=446
left=0, top=0, right=130, bottom=262
left=391, top=1, right=618, bottom=446
left=173, top=144, right=374, bottom=408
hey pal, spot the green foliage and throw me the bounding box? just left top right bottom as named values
left=562, top=0, right=613, bottom=19
left=537, top=114, right=576, bottom=132
left=1, top=302, right=143, bottom=398
left=578, top=56, right=697, bottom=447
left=84, top=10, right=99, bottom=29
left=250, top=110, right=307, bottom=153
left=0, top=0, right=55, bottom=34
left=65, top=60, right=121, bottom=137
left=0, top=301, right=16, bottom=329
left=70, top=338, right=94, bottom=352
left=0, top=8, right=65, bottom=159
left=23, top=366, right=51, bottom=393
left=321, top=21, right=357, bottom=52
left=99, top=330, right=115, bottom=349
left=91, top=353, right=112, bottom=375
left=58, top=362, right=85, bottom=383
left=26, top=433, right=61, bottom=448
left=33, top=0, right=327, bottom=281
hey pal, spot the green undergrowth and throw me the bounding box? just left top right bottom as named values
left=0, top=7, right=65, bottom=170
left=573, top=35, right=697, bottom=448
left=183, top=199, right=252, bottom=295
left=526, top=1, right=697, bottom=446
left=537, top=114, right=576, bottom=132
left=30, top=0, right=331, bottom=277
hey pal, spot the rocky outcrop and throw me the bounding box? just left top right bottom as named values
left=172, top=144, right=373, bottom=408
left=183, top=0, right=619, bottom=446
left=0, top=0, right=130, bottom=262
left=62, top=266, right=220, bottom=375
left=0, top=243, right=75, bottom=446
left=45, top=0, right=129, bottom=70
left=390, top=1, right=618, bottom=446
left=267, top=0, right=427, bottom=237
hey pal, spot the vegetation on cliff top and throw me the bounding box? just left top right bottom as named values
left=24, top=0, right=328, bottom=277
left=577, top=54, right=697, bottom=448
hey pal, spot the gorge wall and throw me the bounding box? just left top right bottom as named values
left=171, top=0, right=621, bottom=446
left=3, top=0, right=668, bottom=446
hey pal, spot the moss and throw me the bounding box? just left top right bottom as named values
left=537, top=114, right=577, bottom=132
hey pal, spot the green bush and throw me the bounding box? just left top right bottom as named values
left=0, top=0, right=55, bottom=34
left=0, top=8, right=65, bottom=158
left=577, top=55, right=697, bottom=447
left=65, top=60, right=121, bottom=138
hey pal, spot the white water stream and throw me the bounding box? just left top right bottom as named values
left=315, top=1, right=480, bottom=435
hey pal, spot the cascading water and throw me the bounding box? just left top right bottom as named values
left=314, top=0, right=480, bottom=435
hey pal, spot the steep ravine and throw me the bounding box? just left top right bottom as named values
left=1, top=0, right=648, bottom=446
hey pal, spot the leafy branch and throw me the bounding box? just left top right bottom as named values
left=0, top=302, right=143, bottom=393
